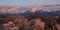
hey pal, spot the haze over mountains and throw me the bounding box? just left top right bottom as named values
left=0, top=4, right=60, bottom=16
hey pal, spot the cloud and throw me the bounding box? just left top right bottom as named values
left=27, top=0, right=58, bottom=8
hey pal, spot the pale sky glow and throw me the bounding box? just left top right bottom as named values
left=0, top=0, right=60, bottom=6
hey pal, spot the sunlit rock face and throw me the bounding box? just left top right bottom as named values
left=31, top=8, right=37, bottom=12
left=0, top=7, right=20, bottom=14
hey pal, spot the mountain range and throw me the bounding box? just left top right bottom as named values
left=0, top=4, right=60, bottom=17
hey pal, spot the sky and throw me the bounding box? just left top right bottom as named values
left=0, top=0, right=60, bottom=6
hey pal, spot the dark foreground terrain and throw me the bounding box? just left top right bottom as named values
left=0, top=13, right=60, bottom=30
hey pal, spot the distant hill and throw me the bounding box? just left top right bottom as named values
left=0, top=4, right=60, bottom=17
